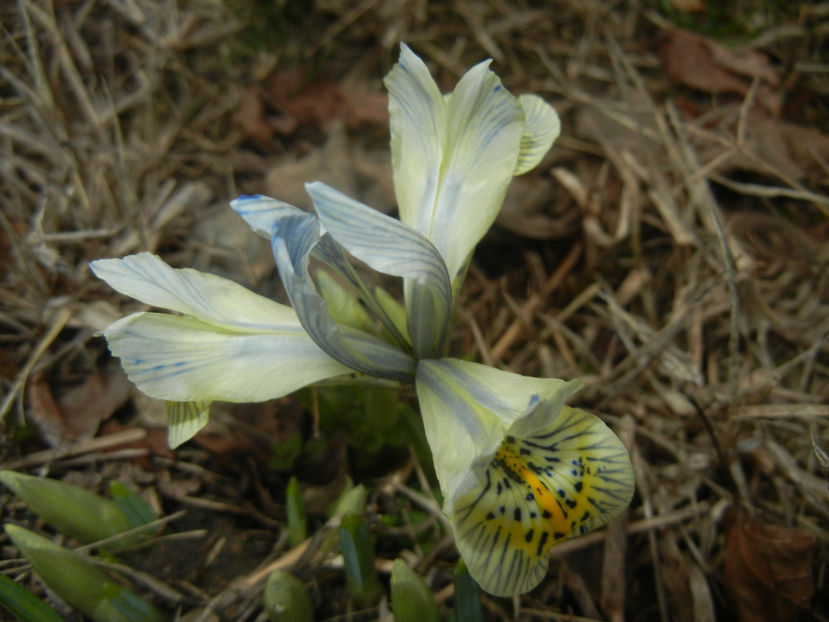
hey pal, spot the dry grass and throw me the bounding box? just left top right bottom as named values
left=1, top=0, right=827, bottom=620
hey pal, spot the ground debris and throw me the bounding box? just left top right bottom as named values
left=1, top=0, right=827, bottom=619
left=724, top=508, right=817, bottom=622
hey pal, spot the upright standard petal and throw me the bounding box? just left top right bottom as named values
left=91, top=254, right=352, bottom=405
left=415, top=359, right=634, bottom=596
left=384, top=44, right=445, bottom=241
left=385, top=44, right=525, bottom=283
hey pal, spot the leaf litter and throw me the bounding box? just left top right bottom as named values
left=1, top=0, right=828, bottom=620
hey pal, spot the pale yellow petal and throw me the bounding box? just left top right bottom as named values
left=451, top=406, right=634, bottom=596
left=514, top=94, right=561, bottom=175
left=166, top=401, right=211, bottom=449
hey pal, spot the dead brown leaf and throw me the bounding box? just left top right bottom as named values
left=27, top=372, right=67, bottom=447
left=686, top=109, right=829, bottom=183
left=237, top=63, right=388, bottom=141
left=264, top=121, right=395, bottom=213
left=579, top=98, right=829, bottom=185
left=741, top=117, right=829, bottom=183
left=59, top=367, right=131, bottom=430
left=343, top=88, right=388, bottom=127
left=724, top=509, right=816, bottom=622
left=27, top=366, right=131, bottom=447
left=660, top=29, right=781, bottom=115
left=661, top=535, right=715, bottom=622
left=264, top=66, right=347, bottom=134
left=497, top=175, right=580, bottom=239
left=193, top=433, right=251, bottom=456
left=233, top=86, right=273, bottom=144
left=99, top=420, right=174, bottom=462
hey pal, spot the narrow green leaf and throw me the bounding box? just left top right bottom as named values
left=373, top=285, right=411, bottom=343
left=339, top=513, right=381, bottom=605
left=327, top=482, right=367, bottom=518
left=5, top=525, right=164, bottom=622
left=450, top=559, right=482, bottom=622
left=263, top=570, right=314, bottom=622
left=0, top=471, right=131, bottom=545
left=390, top=559, right=440, bottom=622
left=109, top=481, right=158, bottom=529
left=286, top=476, right=307, bottom=547
left=0, top=573, right=64, bottom=622
left=315, top=269, right=374, bottom=334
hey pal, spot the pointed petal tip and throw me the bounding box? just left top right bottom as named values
left=397, top=41, right=418, bottom=64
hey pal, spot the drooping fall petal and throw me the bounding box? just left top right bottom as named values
left=415, top=358, right=633, bottom=596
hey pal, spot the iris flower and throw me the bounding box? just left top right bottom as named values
left=91, top=44, right=633, bottom=596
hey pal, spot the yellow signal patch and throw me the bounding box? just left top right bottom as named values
left=451, top=406, right=634, bottom=596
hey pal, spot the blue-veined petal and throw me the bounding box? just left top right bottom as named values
left=231, top=194, right=362, bottom=293
left=232, top=194, right=413, bottom=354
left=306, top=181, right=452, bottom=359
left=315, top=269, right=375, bottom=334
left=230, top=193, right=293, bottom=239
left=415, top=359, right=583, bottom=508
left=514, top=94, right=561, bottom=176
left=91, top=253, right=353, bottom=441
left=384, top=44, right=445, bottom=246
left=102, top=312, right=352, bottom=403
left=373, top=285, right=410, bottom=344
left=90, top=252, right=299, bottom=331
left=415, top=358, right=633, bottom=596
left=261, top=202, right=415, bottom=379
left=384, top=43, right=524, bottom=283
left=166, top=401, right=211, bottom=448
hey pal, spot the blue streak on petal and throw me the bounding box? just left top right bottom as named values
left=269, top=207, right=415, bottom=379
left=306, top=182, right=452, bottom=358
